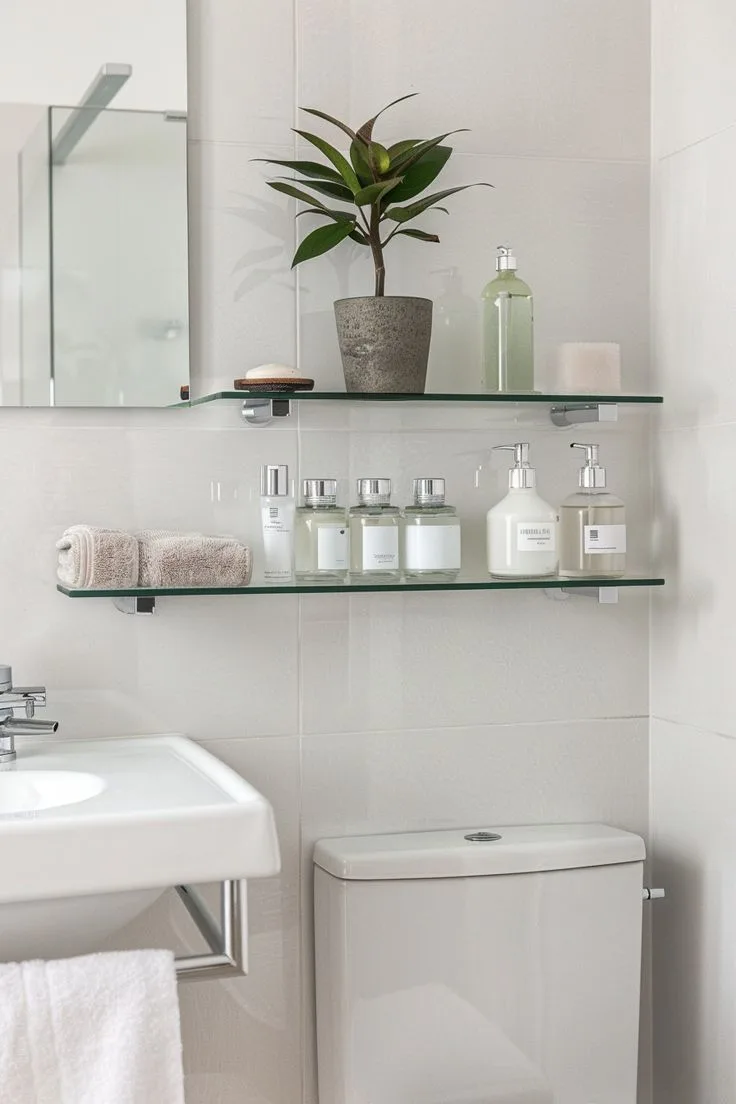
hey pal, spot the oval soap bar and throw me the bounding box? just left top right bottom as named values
left=246, top=364, right=301, bottom=380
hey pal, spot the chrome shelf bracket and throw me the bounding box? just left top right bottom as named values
left=241, top=398, right=291, bottom=426
left=174, top=880, right=248, bottom=981
left=550, top=403, right=619, bottom=428
left=544, top=586, right=620, bottom=604
left=112, top=596, right=156, bottom=616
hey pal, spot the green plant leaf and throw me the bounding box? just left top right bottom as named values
left=291, top=220, right=357, bottom=267
left=356, top=93, right=419, bottom=143
left=387, top=139, right=421, bottom=161
left=350, top=139, right=374, bottom=185
left=296, top=207, right=369, bottom=245
left=254, top=158, right=344, bottom=183
left=266, top=180, right=331, bottom=210
left=295, top=207, right=354, bottom=221
left=300, top=107, right=357, bottom=142
left=385, top=145, right=452, bottom=203
left=389, top=131, right=468, bottom=176
left=294, top=129, right=361, bottom=194
left=274, top=176, right=354, bottom=202
left=368, top=142, right=391, bottom=175
left=354, top=178, right=403, bottom=206
left=384, top=183, right=493, bottom=223
left=392, top=228, right=441, bottom=243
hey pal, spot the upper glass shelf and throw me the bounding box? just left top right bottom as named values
left=183, top=390, right=663, bottom=407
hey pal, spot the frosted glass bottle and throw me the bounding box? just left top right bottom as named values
left=349, top=478, right=401, bottom=579
left=481, top=246, right=534, bottom=392
left=295, top=479, right=349, bottom=581
left=402, top=478, right=461, bottom=580
left=559, top=443, right=626, bottom=578
left=487, top=443, right=558, bottom=578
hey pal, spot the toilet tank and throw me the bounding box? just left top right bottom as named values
left=314, top=823, right=645, bottom=1104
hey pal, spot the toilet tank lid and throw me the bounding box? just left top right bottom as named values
left=313, top=823, right=645, bottom=880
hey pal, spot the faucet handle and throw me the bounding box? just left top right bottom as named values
left=0, top=665, right=11, bottom=692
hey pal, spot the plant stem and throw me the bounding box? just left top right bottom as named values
left=369, top=203, right=385, bottom=297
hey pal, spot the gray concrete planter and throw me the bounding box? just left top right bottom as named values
left=334, top=296, right=433, bottom=393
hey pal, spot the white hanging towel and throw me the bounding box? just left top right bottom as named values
left=0, top=949, right=185, bottom=1104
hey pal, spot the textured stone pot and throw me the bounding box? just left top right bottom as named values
left=334, top=296, right=433, bottom=393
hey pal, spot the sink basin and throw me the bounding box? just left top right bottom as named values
left=0, top=735, right=280, bottom=960
left=0, top=770, right=105, bottom=814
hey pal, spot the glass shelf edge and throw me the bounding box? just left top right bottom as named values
left=57, top=578, right=665, bottom=599
left=182, top=391, right=663, bottom=407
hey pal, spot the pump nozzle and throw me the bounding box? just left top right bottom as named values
left=493, top=442, right=536, bottom=489
left=571, top=442, right=599, bottom=464
left=494, top=442, right=529, bottom=466
left=570, top=442, right=606, bottom=489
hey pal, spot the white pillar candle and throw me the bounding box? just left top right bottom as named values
left=554, top=342, right=622, bottom=392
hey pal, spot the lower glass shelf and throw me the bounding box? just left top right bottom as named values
left=57, top=575, right=664, bottom=598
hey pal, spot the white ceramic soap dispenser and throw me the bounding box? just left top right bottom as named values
left=487, top=443, right=558, bottom=578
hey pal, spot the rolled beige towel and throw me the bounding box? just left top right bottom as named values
left=137, top=530, right=252, bottom=588
left=57, top=526, right=139, bottom=589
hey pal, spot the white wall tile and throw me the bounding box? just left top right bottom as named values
left=299, top=0, right=649, bottom=161
left=651, top=717, right=736, bottom=1104
left=652, top=425, right=736, bottom=739
left=652, top=0, right=736, bottom=158
left=105, top=736, right=301, bottom=1104
left=188, top=141, right=297, bottom=396
left=300, top=717, right=649, bottom=1103
left=297, top=155, right=650, bottom=393
left=652, top=127, right=736, bottom=429
left=188, top=0, right=295, bottom=146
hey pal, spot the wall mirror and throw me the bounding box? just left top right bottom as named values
left=0, top=3, right=189, bottom=406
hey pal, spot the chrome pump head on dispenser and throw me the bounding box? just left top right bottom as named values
left=494, top=442, right=537, bottom=489
left=496, top=245, right=517, bottom=272
left=571, top=442, right=607, bottom=489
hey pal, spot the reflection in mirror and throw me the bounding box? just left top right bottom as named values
left=0, top=3, right=189, bottom=406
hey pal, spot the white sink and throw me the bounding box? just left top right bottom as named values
left=0, top=770, right=105, bottom=814
left=0, top=735, right=280, bottom=960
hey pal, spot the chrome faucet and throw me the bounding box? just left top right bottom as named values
left=0, top=664, right=59, bottom=764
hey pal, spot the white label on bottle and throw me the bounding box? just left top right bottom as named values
left=262, top=501, right=294, bottom=580
left=405, top=525, right=461, bottom=571
left=317, top=526, right=349, bottom=570
left=584, top=524, right=627, bottom=554
left=516, top=521, right=556, bottom=552
left=362, top=526, right=399, bottom=571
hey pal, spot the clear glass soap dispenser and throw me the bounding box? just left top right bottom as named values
left=559, top=443, right=626, bottom=578
left=481, top=246, right=534, bottom=393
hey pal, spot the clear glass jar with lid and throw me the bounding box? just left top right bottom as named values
left=295, top=479, right=349, bottom=581
left=402, top=477, right=461, bottom=580
left=348, top=478, right=401, bottom=579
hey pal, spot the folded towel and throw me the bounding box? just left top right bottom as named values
left=138, top=529, right=253, bottom=588
left=56, top=526, right=139, bottom=590
left=0, top=949, right=184, bottom=1104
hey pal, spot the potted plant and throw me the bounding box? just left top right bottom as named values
left=262, top=94, right=491, bottom=393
